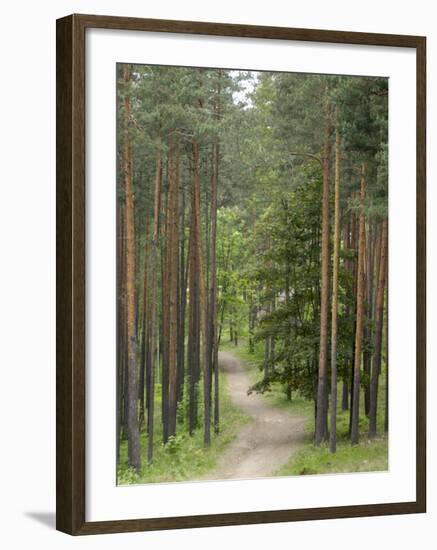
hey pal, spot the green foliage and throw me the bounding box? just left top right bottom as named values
left=223, top=339, right=388, bottom=476
left=226, top=339, right=314, bottom=417
left=117, top=372, right=249, bottom=484
left=215, top=70, right=388, bottom=417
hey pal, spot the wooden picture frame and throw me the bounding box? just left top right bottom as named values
left=56, top=13, right=426, bottom=535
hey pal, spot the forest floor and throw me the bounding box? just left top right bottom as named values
left=117, top=368, right=249, bottom=485
left=206, top=350, right=307, bottom=480
left=223, top=340, right=388, bottom=478
left=118, top=343, right=387, bottom=485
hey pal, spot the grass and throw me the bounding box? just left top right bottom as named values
left=119, top=335, right=389, bottom=483
left=276, top=436, right=388, bottom=476
left=276, top=397, right=388, bottom=476
left=221, top=336, right=388, bottom=477
left=117, top=370, right=249, bottom=485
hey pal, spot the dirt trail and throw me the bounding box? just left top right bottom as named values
left=209, top=350, right=307, bottom=480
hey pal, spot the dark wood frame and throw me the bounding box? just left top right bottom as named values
left=56, top=13, right=426, bottom=535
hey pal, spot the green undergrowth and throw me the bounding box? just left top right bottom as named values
left=222, top=339, right=313, bottom=419
left=221, top=338, right=388, bottom=477
left=117, top=370, right=249, bottom=485
left=276, top=435, right=388, bottom=476
left=276, top=403, right=388, bottom=476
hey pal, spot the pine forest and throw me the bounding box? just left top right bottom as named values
left=116, top=64, right=388, bottom=484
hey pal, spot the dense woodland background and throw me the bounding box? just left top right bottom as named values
left=116, top=64, right=388, bottom=483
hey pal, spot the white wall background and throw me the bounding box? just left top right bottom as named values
left=0, top=0, right=434, bottom=547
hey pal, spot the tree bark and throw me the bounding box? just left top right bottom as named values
left=122, top=64, right=141, bottom=471
left=350, top=164, right=367, bottom=445
left=211, top=132, right=220, bottom=435
left=147, top=146, right=162, bottom=463
left=315, top=99, right=332, bottom=446
left=167, top=133, right=180, bottom=439
left=188, top=140, right=202, bottom=435
left=161, top=160, right=170, bottom=443
left=342, top=380, right=349, bottom=411
left=363, top=222, right=376, bottom=416
left=177, top=178, right=187, bottom=406
left=368, top=218, right=388, bottom=438
left=329, top=126, right=341, bottom=453
left=139, top=224, right=150, bottom=427
left=341, top=222, right=351, bottom=413
left=116, top=202, right=124, bottom=463
left=348, top=199, right=358, bottom=436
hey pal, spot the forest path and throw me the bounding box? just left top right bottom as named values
left=208, top=350, right=307, bottom=480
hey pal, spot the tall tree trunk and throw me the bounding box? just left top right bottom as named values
left=329, top=126, right=341, bottom=453
left=188, top=140, right=202, bottom=435
left=342, top=380, right=349, bottom=411
left=116, top=202, right=124, bottom=463
left=203, top=147, right=217, bottom=444
left=161, top=161, right=170, bottom=443
left=167, top=133, right=180, bottom=439
left=368, top=219, right=388, bottom=438
left=263, top=301, right=271, bottom=379
left=211, top=112, right=220, bottom=435
left=342, top=222, right=351, bottom=413
left=350, top=164, right=367, bottom=445
left=147, top=147, right=162, bottom=463
left=139, top=224, right=150, bottom=427
left=348, top=201, right=358, bottom=435
left=315, top=100, right=332, bottom=446
left=248, top=301, right=256, bottom=354
left=177, top=179, right=187, bottom=406
left=363, top=222, right=375, bottom=416
left=122, top=64, right=141, bottom=471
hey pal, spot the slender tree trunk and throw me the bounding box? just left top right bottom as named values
left=349, top=201, right=358, bottom=435
left=177, top=179, right=187, bottom=406
left=203, top=138, right=219, bottom=445
left=329, top=126, right=341, bottom=453
left=116, top=202, right=124, bottom=463
left=315, top=100, right=332, bottom=446
left=122, top=322, right=129, bottom=440
left=139, top=226, right=150, bottom=427
left=211, top=103, right=220, bottom=434
left=286, top=384, right=292, bottom=401
left=341, top=223, right=351, bottom=413
left=363, top=222, right=375, bottom=416
left=350, top=164, right=367, bottom=445
left=342, top=380, right=349, bottom=411
left=122, top=64, right=141, bottom=471
left=373, top=225, right=382, bottom=326
left=368, top=219, right=388, bottom=438
left=203, top=318, right=212, bottom=443
left=248, top=301, right=256, bottom=354
left=147, top=147, right=162, bottom=463
left=167, top=133, right=180, bottom=439
left=188, top=140, right=202, bottom=435
left=161, top=160, right=170, bottom=443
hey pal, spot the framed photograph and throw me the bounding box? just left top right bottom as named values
left=56, top=14, right=426, bottom=535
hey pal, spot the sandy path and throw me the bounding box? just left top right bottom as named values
left=209, top=350, right=307, bottom=480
